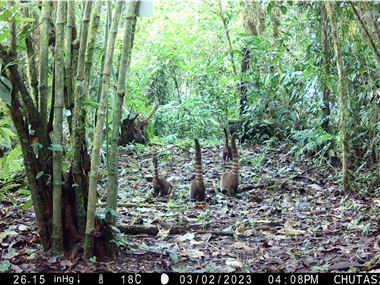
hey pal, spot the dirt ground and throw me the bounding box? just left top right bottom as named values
left=1, top=142, right=379, bottom=272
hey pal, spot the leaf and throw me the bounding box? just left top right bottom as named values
left=177, top=232, right=195, bottom=241
left=110, top=225, right=121, bottom=234
left=19, top=17, right=35, bottom=22
left=181, top=249, right=205, bottom=259
left=63, top=109, right=72, bottom=117
left=195, top=202, right=206, bottom=210
left=49, top=144, right=63, bottom=152
left=0, top=260, right=11, bottom=272
left=225, top=258, right=243, bottom=268
left=21, top=198, right=33, bottom=210
left=84, top=98, right=99, bottom=109
left=18, top=224, right=28, bottom=231
left=280, top=5, right=287, bottom=14
left=36, top=171, right=44, bottom=179
left=105, top=208, right=118, bottom=217
left=267, top=2, right=276, bottom=14
left=0, top=75, right=12, bottom=105
left=278, top=228, right=305, bottom=235
left=0, top=230, right=17, bottom=243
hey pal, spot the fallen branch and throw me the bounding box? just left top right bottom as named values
left=119, top=223, right=213, bottom=236
left=238, top=183, right=266, bottom=192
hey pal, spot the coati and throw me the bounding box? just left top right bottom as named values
left=223, top=128, right=232, bottom=162
left=190, top=139, right=206, bottom=202
left=220, top=134, right=239, bottom=196
left=152, top=156, right=172, bottom=197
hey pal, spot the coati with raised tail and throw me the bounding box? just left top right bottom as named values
left=220, top=134, right=239, bottom=196
left=152, top=156, right=172, bottom=197
left=190, top=139, right=206, bottom=202
left=223, top=128, right=232, bottom=162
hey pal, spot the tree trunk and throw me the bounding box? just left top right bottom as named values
left=106, top=1, right=138, bottom=226
left=320, top=4, right=331, bottom=132
left=72, top=0, right=93, bottom=235
left=325, top=2, right=351, bottom=192
left=52, top=0, right=65, bottom=255
left=351, top=3, right=380, bottom=68
left=217, top=0, right=237, bottom=76
left=84, top=1, right=124, bottom=258
left=240, top=1, right=260, bottom=116
left=64, top=0, right=74, bottom=130
left=94, top=1, right=112, bottom=126
left=38, top=0, right=50, bottom=143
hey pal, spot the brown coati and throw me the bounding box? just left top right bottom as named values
left=223, top=128, right=232, bottom=162
left=190, top=139, right=206, bottom=202
left=152, top=156, right=172, bottom=197
left=220, top=134, right=239, bottom=196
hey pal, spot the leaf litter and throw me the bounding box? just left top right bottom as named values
left=1, top=142, right=380, bottom=272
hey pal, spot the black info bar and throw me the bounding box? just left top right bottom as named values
left=1, top=273, right=380, bottom=285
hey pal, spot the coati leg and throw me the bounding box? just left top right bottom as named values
left=223, top=128, right=232, bottom=167
left=220, top=134, right=239, bottom=196
left=152, top=155, right=172, bottom=197
left=190, top=139, right=206, bottom=202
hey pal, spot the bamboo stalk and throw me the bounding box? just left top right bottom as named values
left=38, top=0, right=50, bottom=141
left=64, top=0, right=74, bottom=118
left=106, top=1, right=138, bottom=225
left=52, top=0, right=65, bottom=255
left=71, top=0, right=93, bottom=235
left=84, top=1, right=124, bottom=258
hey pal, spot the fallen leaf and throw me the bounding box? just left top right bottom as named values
left=181, top=249, right=205, bottom=259
left=225, top=258, right=243, bottom=268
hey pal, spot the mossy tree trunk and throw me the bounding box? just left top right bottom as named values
left=325, top=2, right=351, bottom=192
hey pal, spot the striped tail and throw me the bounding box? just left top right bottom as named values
left=224, top=128, right=229, bottom=147
left=194, top=139, right=203, bottom=182
left=230, top=134, right=239, bottom=174
left=152, top=156, right=159, bottom=177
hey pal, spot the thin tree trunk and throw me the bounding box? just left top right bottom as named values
left=258, top=4, right=266, bottom=34
left=21, top=6, right=39, bottom=108
left=240, top=1, right=260, bottom=116
left=84, top=1, right=124, bottom=258
left=351, top=3, right=380, bottom=68
left=320, top=4, right=331, bottom=132
left=64, top=0, right=74, bottom=130
left=217, top=0, right=237, bottom=76
left=72, top=0, right=93, bottom=235
left=38, top=0, right=50, bottom=142
left=84, top=1, right=102, bottom=84
left=95, top=1, right=112, bottom=126
left=270, top=5, right=280, bottom=39
left=52, top=0, right=65, bottom=255
left=369, top=7, right=380, bottom=44
left=106, top=0, right=138, bottom=226
left=325, top=2, right=350, bottom=192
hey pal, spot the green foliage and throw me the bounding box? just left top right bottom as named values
left=0, top=147, right=23, bottom=181
left=0, top=260, right=11, bottom=272
left=290, top=128, right=336, bottom=159
left=0, top=73, right=12, bottom=106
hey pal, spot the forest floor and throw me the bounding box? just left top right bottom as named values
left=1, top=142, right=380, bottom=273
